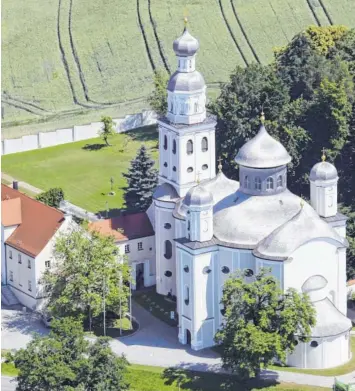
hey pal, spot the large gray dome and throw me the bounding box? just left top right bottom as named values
left=173, top=28, right=199, bottom=57
left=184, top=185, right=213, bottom=207
left=310, top=161, right=338, bottom=181
left=167, top=71, right=205, bottom=92
left=235, top=125, right=291, bottom=169
left=153, top=183, right=179, bottom=202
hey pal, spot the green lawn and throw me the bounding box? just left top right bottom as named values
left=3, top=0, right=354, bottom=135
left=133, top=287, right=178, bottom=327
left=1, top=126, right=158, bottom=213
left=1, top=362, right=329, bottom=390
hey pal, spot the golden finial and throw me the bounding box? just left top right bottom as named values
left=321, top=147, right=326, bottom=162
left=260, top=111, right=265, bottom=124
left=217, top=157, right=223, bottom=173
left=196, top=171, right=201, bottom=184
left=183, top=8, right=188, bottom=27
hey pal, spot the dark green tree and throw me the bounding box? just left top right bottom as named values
left=215, top=269, right=316, bottom=379
left=122, top=145, right=158, bottom=212
left=100, top=116, right=116, bottom=146
left=8, top=318, right=129, bottom=391
left=148, top=69, right=169, bottom=115
left=86, top=338, right=129, bottom=390
left=36, top=187, right=64, bottom=208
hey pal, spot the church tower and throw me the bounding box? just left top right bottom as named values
left=157, top=18, right=216, bottom=197
left=310, top=150, right=338, bottom=218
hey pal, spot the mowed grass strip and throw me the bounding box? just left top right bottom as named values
left=1, top=126, right=158, bottom=214
left=1, top=361, right=330, bottom=390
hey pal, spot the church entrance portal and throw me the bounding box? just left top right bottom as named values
left=135, top=263, right=145, bottom=290
left=186, top=329, right=191, bottom=346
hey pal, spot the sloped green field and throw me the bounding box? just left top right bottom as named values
left=2, top=0, right=355, bottom=135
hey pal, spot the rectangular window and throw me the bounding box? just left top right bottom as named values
left=138, top=242, right=143, bottom=251
left=9, top=250, right=12, bottom=259
left=124, top=245, right=130, bottom=254
left=18, top=254, right=22, bottom=264
left=9, top=271, right=13, bottom=282
left=45, top=261, right=50, bottom=268
left=28, top=259, right=31, bottom=269
left=28, top=280, right=32, bottom=292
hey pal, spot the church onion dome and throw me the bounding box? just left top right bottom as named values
left=253, top=201, right=347, bottom=261
left=184, top=184, right=213, bottom=207
left=153, top=183, right=179, bottom=202
left=235, top=124, right=291, bottom=169
left=173, top=27, right=199, bottom=57
left=310, top=161, right=338, bottom=181
left=167, top=71, right=205, bottom=92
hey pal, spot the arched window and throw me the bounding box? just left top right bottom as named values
left=180, top=102, right=184, bottom=115
left=194, top=102, right=198, bottom=113
left=201, top=137, right=208, bottom=152
left=164, top=240, right=172, bottom=259
left=171, top=102, right=174, bottom=113
left=184, top=285, right=189, bottom=305
left=187, top=220, right=190, bottom=231
left=254, top=177, right=261, bottom=190
left=277, top=175, right=283, bottom=188
left=244, top=175, right=250, bottom=189
left=184, top=265, right=189, bottom=273
left=187, top=140, right=193, bottom=155
left=163, top=135, right=168, bottom=150
left=172, top=140, right=177, bottom=154
left=266, top=177, right=274, bottom=190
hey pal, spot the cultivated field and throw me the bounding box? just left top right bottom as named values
left=2, top=0, right=355, bottom=135
left=1, top=126, right=158, bottom=213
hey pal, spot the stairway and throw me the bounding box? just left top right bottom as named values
left=1, top=285, right=20, bottom=306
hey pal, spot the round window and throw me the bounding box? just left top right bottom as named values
left=221, top=266, right=230, bottom=274
left=164, top=223, right=171, bottom=229
left=184, top=266, right=189, bottom=273
left=310, top=341, right=318, bottom=348
left=203, top=266, right=211, bottom=274
left=164, top=271, right=172, bottom=277
left=202, top=164, right=208, bottom=170
left=187, top=167, right=194, bottom=173
left=245, top=269, right=254, bottom=277
left=164, top=162, right=168, bottom=167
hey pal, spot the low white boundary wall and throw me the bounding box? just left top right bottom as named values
left=2, top=110, right=157, bottom=155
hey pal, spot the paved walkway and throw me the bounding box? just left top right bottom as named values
left=2, top=303, right=355, bottom=388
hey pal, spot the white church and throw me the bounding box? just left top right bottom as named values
left=93, top=24, right=352, bottom=369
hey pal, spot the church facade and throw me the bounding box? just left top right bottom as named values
left=151, top=24, right=352, bottom=369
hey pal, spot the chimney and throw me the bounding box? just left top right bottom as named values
left=13, top=181, right=19, bottom=190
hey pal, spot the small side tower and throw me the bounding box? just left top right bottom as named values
left=184, top=182, right=214, bottom=242
left=310, top=150, right=338, bottom=218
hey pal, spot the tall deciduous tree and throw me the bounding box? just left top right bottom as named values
left=122, top=145, right=158, bottom=212
left=8, top=317, right=129, bottom=391
left=42, top=226, right=131, bottom=331
left=100, top=116, right=116, bottom=146
left=148, top=69, right=169, bottom=115
left=215, top=269, right=316, bottom=379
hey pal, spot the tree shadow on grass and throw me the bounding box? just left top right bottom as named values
left=82, top=143, right=107, bottom=151
left=162, top=365, right=280, bottom=391
left=125, top=125, right=158, bottom=143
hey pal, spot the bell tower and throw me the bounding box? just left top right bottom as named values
left=157, top=18, right=216, bottom=198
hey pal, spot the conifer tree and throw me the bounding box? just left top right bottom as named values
left=123, top=145, right=158, bottom=212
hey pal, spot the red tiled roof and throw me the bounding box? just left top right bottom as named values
left=2, top=198, right=22, bottom=226
left=89, top=212, right=154, bottom=242
left=348, top=279, right=355, bottom=287
left=1, top=184, right=65, bottom=257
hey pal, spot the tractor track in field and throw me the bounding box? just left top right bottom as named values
left=230, top=0, right=260, bottom=64
left=218, top=0, right=249, bottom=67
left=136, top=0, right=156, bottom=72
left=57, top=0, right=94, bottom=108
left=305, top=0, right=321, bottom=26
left=318, top=0, right=334, bottom=25
left=147, top=0, right=171, bottom=74
left=2, top=94, right=51, bottom=113
left=2, top=99, right=43, bottom=116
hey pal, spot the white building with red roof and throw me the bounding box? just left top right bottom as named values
left=1, top=184, right=72, bottom=310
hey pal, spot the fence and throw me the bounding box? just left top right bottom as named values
left=1, top=110, right=158, bottom=155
